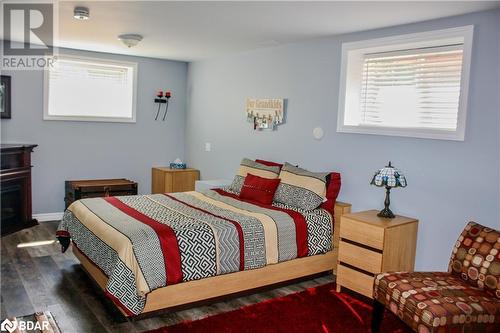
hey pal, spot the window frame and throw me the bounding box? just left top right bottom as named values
left=43, top=54, right=138, bottom=123
left=337, top=26, right=474, bottom=141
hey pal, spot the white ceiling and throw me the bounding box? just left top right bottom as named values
left=56, top=1, right=500, bottom=62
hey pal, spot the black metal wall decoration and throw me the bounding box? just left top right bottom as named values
left=154, top=90, right=172, bottom=121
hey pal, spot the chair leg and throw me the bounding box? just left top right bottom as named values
left=371, top=301, right=385, bottom=333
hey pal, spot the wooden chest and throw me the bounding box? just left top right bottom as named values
left=65, top=178, right=138, bottom=209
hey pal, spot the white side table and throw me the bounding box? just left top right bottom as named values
left=195, top=179, right=232, bottom=192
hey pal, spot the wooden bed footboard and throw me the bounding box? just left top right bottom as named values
left=73, top=201, right=351, bottom=316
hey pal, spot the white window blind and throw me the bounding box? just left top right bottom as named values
left=337, top=26, right=473, bottom=141
left=44, top=56, right=137, bottom=122
left=360, top=45, right=464, bottom=130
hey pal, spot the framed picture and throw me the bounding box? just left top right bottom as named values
left=1, top=75, right=12, bottom=119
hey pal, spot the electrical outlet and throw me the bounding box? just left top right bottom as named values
left=205, top=142, right=211, bottom=152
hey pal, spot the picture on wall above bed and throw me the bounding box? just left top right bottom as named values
left=246, top=98, right=285, bottom=130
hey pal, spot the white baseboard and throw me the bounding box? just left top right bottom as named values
left=33, top=212, right=64, bottom=222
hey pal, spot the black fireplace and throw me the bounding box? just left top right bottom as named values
left=1, top=183, right=22, bottom=231
left=1, top=144, right=38, bottom=236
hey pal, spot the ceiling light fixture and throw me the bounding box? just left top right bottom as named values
left=73, top=6, right=89, bottom=20
left=118, top=34, right=143, bottom=48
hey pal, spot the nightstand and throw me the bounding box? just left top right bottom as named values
left=336, top=210, right=418, bottom=298
left=151, top=167, right=200, bottom=193
left=195, top=179, right=232, bottom=191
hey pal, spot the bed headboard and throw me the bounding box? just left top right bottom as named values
left=334, top=201, right=351, bottom=225
left=332, top=201, right=352, bottom=273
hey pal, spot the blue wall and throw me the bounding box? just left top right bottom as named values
left=498, top=9, right=500, bottom=225
left=1, top=48, right=188, bottom=214
left=185, top=9, right=500, bottom=271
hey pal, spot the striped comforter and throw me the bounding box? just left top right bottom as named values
left=56, top=189, right=332, bottom=315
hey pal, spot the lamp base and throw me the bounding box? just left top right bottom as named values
left=377, top=207, right=395, bottom=219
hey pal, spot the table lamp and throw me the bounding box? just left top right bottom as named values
left=370, top=161, right=407, bottom=218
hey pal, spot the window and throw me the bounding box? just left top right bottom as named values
left=44, top=55, right=137, bottom=122
left=337, top=26, right=473, bottom=141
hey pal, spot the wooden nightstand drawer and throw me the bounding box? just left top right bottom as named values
left=340, top=218, right=384, bottom=250
left=336, top=264, right=374, bottom=298
left=338, top=240, right=382, bottom=274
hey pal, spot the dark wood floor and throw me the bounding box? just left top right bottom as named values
left=1, top=222, right=334, bottom=333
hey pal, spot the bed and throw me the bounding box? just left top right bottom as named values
left=57, top=188, right=351, bottom=317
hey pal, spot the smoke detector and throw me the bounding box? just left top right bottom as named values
left=73, top=7, right=89, bottom=20
left=118, top=34, right=143, bottom=48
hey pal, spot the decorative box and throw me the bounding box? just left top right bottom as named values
left=169, top=162, right=187, bottom=169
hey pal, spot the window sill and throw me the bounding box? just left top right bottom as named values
left=337, top=125, right=465, bottom=141
left=43, top=115, right=136, bottom=123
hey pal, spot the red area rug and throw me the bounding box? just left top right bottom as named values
left=147, top=282, right=411, bottom=333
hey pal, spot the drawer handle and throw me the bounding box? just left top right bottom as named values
left=339, top=262, right=376, bottom=277
left=340, top=238, right=383, bottom=253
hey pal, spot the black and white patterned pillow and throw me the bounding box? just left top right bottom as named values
left=228, top=175, right=245, bottom=194
left=273, top=163, right=328, bottom=211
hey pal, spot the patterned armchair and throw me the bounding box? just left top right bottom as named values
left=372, top=222, right=500, bottom=333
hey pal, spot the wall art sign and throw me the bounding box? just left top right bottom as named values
left=245, top=98, right=285, bottom=130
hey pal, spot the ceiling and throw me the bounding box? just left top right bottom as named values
left=55, top=1, right=500, bottom=62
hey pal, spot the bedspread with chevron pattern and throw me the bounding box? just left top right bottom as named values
left=56, top=189, right=332, bottom=315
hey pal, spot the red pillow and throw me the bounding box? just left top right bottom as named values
left=239, top=173, right=281, bottom=205
left=255, top=159, right=284, bottom=170
left=320, top=172, right=341, bottom=213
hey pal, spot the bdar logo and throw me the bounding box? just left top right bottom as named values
left=0, top=318, right=18, bottom=333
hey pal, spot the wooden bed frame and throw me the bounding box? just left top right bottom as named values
left=72, top=201, right=352, bottom=317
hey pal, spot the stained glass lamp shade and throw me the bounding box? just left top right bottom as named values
left=370, top=161, right=407, bottom=218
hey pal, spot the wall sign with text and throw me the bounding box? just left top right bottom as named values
left=245, top=98, right=285, bottom=130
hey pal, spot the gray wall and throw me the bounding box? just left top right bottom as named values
left=186, top=9, right=500, bottom=271
left=1, top=48, right=187, bottom=214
